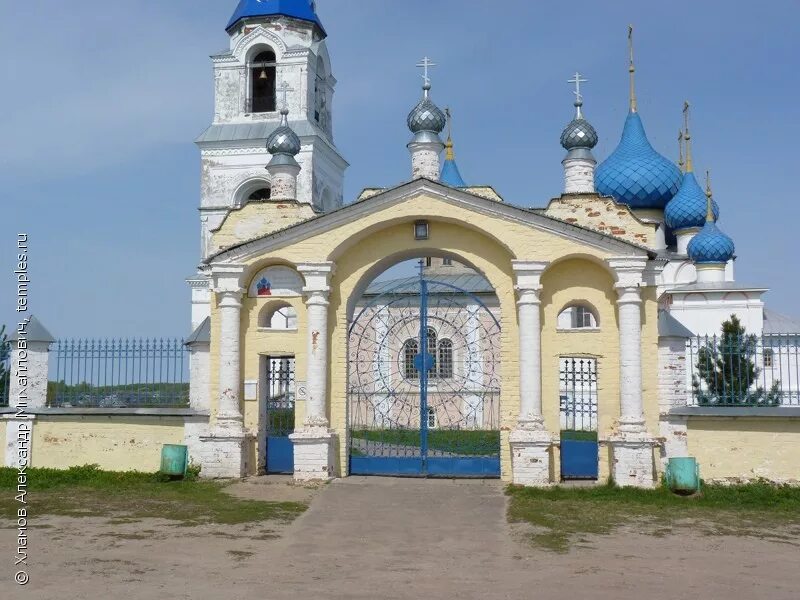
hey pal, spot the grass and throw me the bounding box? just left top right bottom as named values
left=0, top=465, right=306, bottom=525
left=350, top=429, right=500, bottom=456
left=507, top=481, right=800, bottom=553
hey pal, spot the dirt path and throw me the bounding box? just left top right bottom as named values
left=2, top=477, right=799, bottom=599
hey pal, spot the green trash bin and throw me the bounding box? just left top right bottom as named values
left=665, top=457, right=700, bottom=494
left=161, top=444, right=188, bottom=477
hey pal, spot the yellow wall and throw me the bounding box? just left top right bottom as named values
left=688, top=418, right=800, bottom=482
left=31, top=417, right=185, bottom=472
left=206, top=192, right=659, bottom=480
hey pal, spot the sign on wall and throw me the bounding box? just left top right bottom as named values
left=249, top=266, right=304, bottom=298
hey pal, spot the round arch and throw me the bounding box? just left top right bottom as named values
left=233, top=177, right=272, bottom=208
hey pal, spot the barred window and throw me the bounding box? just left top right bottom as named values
left=438, top=339, right=453, bottom=379
left=764, top=348, right=774, bottom=368
left=403, top=339, right=419, bottom=380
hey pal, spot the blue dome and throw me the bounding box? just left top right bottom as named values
left=441, top=157, right=466, bottom=187
left=595, top=112, right=682, bottom=209
left=687, top=220, right=735, bottom=264
left=665, top=172, right=720, bottom=231
left=227, top=0, right=326, bottom=37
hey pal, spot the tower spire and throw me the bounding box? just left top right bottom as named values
left=628, top=25, right=637, bottom=113
left=445, top=107, right=455, bottom=161
left=705, top=170, right=714, bottom=222
left=678, top=130, right=685, bottom=173
left=683, top=101, right=694, bottom=173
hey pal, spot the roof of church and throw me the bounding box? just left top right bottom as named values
left=196, top=120, right=322, bottom=144
left=226, top=0, right=326, bottom=37
left=665, top=171, right=719, bottom=231
left=440, top=156, right=466, bottom=187
left=205, top=178, right=656, bottom=265
left=763, top=309, right=800, bottom=335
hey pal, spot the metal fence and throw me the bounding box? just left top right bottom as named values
left=0, top=338, right=10, bottom=407
left=49, top=338, right=189, bottom=408
left=688, top=334, right=800, bottom=406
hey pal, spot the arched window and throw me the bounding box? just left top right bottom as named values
left=248, top=187, right=271, bottom=202
left=250, top=50, right=276, bottom=113
left=438, top=339, right=453, bottom=379
left=260, top=303, right=298, bottom=330
left=403, top=339, right=419, bottom=380
left=426, top=328, right=438, bottom=378
left=314, top=56, right=326, bottom=124
left=557, top=304, right=599, bottom=330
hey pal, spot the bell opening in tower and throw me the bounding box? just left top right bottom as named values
left=250, top=50, right=277, bottom=113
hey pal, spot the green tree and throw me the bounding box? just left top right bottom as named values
left=693, top=315, right=781, bottom=406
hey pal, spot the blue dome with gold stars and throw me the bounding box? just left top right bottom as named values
left=595, top=112, right=682, bottom=209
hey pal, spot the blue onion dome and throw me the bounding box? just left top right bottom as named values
left=560, top=100, right=598, bottom=150
left=227, top=0, right=326, bottom=38
left=408, top=83, right=446, bottom=134
left=595, top=112, right=682, bottom=209
left=266, top=107, right=301, bottom=156
left=665, top=171, right=720, bottom=231
left=687, top=219, right=735, bottom=264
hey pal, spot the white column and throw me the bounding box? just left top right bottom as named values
left=216, top=286, right=244, bottom=425
left=267, top=162, right=301, bottom=201
left=291, top=262, right=337, bottom=481
left=194, top=267, right=247, bottom=479
left=617, top=285, right=645, bottom=431
left=298, top=262, right=335, bottom=427
left=607, top=257, right=655, bottom=488
left=509, top=261, right=551, bottom=486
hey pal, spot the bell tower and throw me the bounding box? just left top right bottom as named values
left=195, top=0, right=348, bottom=260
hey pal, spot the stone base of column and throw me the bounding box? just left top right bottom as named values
left=290, top=426, right=335, bottom=482
left=609, top=432, right=656, bottom=489
left=197, top=420, right=247, bottom=479
left=509, top=422, right=552, bottom=487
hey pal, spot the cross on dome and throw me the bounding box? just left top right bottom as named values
left=277, top=80, right=294, bottom=112
left=568, top=72, right=588, bottom=119
left=416, top=56, right=437, bottom=91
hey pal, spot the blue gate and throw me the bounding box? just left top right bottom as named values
left=265, top=356, right=295, bottom=474
left=348, top=268, right=501, bottom=478
left=559, top=357, right=599, bottom=480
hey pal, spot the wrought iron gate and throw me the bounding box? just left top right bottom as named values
left=265, top=356, right=295, bottom=474
left=348, top=273, right=501, bottom=477
left=559, top=357, right=599, bottom=479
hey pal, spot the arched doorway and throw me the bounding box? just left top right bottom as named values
left=347, top=258, right=501, bottom=477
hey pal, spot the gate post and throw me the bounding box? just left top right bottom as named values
left=510, top=262, right=552, bottom=486
left=292, top=263, right=336, bottom=481
left=607, top=258, right=656, bottom=488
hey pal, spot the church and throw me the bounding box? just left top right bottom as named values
left=172, top=0, right=800, bottom=487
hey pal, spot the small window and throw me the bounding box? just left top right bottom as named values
left=558, top=305, right=598, bottom=330
left=403, top=339, right=419, bottom=380
left=426, top=328, right=437, bottom=378
left=427, top=407, right=437, bottom=429
left=260, top=303, right=297, bottom=330
left=764, top=349, right=774, bottom=368
left=249, top=50, right=276, bottom=113
left=248, top=187, right=271, bottom=201
left=425, top=257, right=433, bottom=267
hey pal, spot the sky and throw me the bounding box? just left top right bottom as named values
left=2, top=0, right=799, bottom=339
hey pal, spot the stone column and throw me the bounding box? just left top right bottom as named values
left=658, top=330, right=691, bottom=472
left=267, top=162, right=301, bottom=201
left=509, top=261, right=552, bottom=486
left=606, top=258, right=655, bottom=488
left=291, top=262, right=336, bottom=481
left=5, top=316, right=54, bottom=468
left=197, top=267, right=247, bottom=479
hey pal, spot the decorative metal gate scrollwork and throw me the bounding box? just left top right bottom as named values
left=348, top=271, right=501, bottom=477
